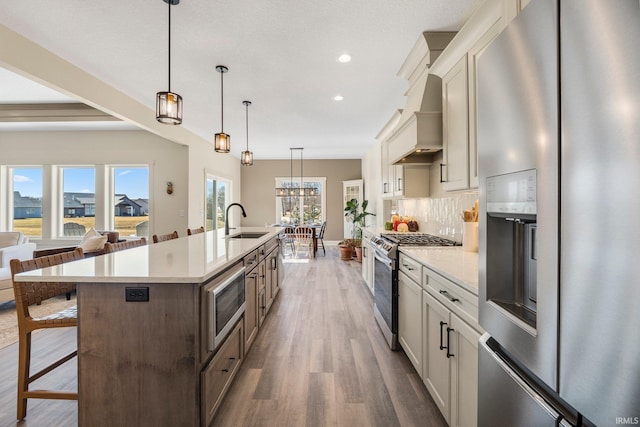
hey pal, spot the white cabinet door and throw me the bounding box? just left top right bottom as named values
left=361, top=239, right=374, bottom=294
left=449, top=313, right=480, bottom=427
left=423, top=290, right=451, bottom=422
left=392, top=164, right=404, bottom=197
left=342, top=179, right=363, bottom=239
left=467, top=18, right=502, bottom=189
left=398, top=271, right=423, bottom=374
left=442, top=55, right=470, bottom=192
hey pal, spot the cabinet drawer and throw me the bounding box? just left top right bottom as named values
left=244, top=249, right=259, bottom=270
left=264, top=237, right=279, bottom=256
left=201, top=321, right=243, bottom=427
left=424, top=268, right=478, bottom=327
left=399, top=253, right=422, bottom=284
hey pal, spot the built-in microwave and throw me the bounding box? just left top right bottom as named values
left=204, top=262, right=246, bottom=352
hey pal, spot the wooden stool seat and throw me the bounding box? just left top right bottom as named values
left=32, top=305, right=78, bottom=326
left=104, top=237, right=147, bottom=254
left=187, top=226, right=205, bottom=236
left=152, top=230, right=179, bottom=244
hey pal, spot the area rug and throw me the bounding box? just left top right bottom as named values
left=0, top=294, right=77, bottom=349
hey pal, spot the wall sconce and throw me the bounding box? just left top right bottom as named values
left=166, top=182, right=174, bottom=194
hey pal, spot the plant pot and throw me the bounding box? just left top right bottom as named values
left=339, top=244, right=353, bottom=261
left=354, top=246, right=363, bottom=263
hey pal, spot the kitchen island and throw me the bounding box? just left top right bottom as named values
left=14, top=227, right=282, bottom=427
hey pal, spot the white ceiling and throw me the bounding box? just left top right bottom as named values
left=0, top=0, right=481, bottom=159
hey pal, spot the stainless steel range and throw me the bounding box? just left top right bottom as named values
left=370, top=233, right=459, bottom=350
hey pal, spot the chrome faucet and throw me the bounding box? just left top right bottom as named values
left=225, top=203, right=247, bottom=236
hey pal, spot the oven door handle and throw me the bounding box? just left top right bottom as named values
left=374, top=251, right=392, bottom=267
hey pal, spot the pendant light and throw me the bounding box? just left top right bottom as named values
left=240, top=100, right=253, bottom=166
left=156, top=0, right=183, bottom=125
left=214, top=65, right=230, bottom=153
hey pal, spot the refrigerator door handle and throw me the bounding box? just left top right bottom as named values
left=480, top=335, right=561, bottom=422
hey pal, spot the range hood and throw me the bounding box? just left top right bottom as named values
left=387, top=32, right=455, bottom=165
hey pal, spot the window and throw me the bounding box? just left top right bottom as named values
left=275, top=177, right=326, bottom=225
left=62, top=167, right=95, bottom=236
left=113, top=167, right=149, bottom=238
left=205, top=174, right=230, bottom=237
left=11, top=167, right=43, bottom=237
left=2, top=164, right=152, bottom=242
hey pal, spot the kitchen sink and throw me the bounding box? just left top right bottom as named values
left=230, top=232, right=268, bottom=239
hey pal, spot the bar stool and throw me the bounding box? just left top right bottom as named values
left=9, top=247, right=84, bottom=420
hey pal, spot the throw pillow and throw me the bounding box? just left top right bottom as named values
left=80, top=227, right=101, bottom=245
left=79, top=235, right=108, bottom=252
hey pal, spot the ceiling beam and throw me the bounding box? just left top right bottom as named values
left=0, top=103, right=119, bottom=122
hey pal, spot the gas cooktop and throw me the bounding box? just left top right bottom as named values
left=380, top=233, right=461, bottom=247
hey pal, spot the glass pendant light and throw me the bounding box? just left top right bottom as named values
left=156, top=0, right=183, bottom=125
left=240, top=100, right=253, bottom=166
left=214, top=65, right=230, bottom=153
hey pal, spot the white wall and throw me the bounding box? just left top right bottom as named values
left=0, top=130, right=189, bottom=244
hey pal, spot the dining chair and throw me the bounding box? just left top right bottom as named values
left=9, top=247, right=84, bottom=420
left=317, top=221, right=327, bottom=255
left=104, top=237, right=147, bottom=254
left=280, top=227, right=295, bottom=256
left=152, top=230, right=179, bottom=244
left=293, top=226, right=314, bottom=259
left=187, top=226, right=205, bottom=236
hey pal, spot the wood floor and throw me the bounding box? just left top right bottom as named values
left=0, top=247, right=445, bottom=427
left=212, top=249, right=445, bottom=427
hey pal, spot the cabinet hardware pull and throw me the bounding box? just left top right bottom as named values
left=383, top=182, right=388, bottom=194
left=402, top=263, right=414, bottom=271
left=397, top=177, right=403, bottom=191
left=247, top=273, right=257, bottom=279
left=439, top=321, right=448, bottom=351
left=446, top=327, right=455, bottom=358
left=439, top=289, right=460, bottom=302
left=440, top=163, right=446, bottom=183
left=222, top=357, right=236, bottom=373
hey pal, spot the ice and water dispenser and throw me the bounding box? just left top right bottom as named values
left=485, top=169, right=538, bottom=330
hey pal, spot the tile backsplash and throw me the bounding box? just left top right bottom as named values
left=396, top=192, right=479, bottom=242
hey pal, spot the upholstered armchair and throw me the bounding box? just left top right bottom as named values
left=0, top=232, right=37, bottom=304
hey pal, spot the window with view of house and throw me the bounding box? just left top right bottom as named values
left=3, top=164, right=151, bottom=242
left=113, top=167, right=149, bottom=238
left=11, top=167, right=43, bottom=238
left=61, top=167, right=96, bottom=236
left=275, top=177, right=325, bottom=225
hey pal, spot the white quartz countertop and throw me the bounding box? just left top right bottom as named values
left=14, top=227, right=281, bottom=284
left=399, top=247, right=479, bottom=295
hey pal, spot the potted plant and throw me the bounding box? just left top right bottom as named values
left=344, top=198, right=375, bottom=262
left=338, top=239, right=355, bottom=260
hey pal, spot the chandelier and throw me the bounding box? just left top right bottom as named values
left=275, top=148, right=317, bottom=197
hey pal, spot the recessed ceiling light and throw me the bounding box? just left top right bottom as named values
left=337, top=54, right=352, bottom=63
left=333, top=95, right=344, bottom=101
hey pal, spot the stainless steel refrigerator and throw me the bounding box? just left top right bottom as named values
left=477, top=1, right=640, bottom=426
